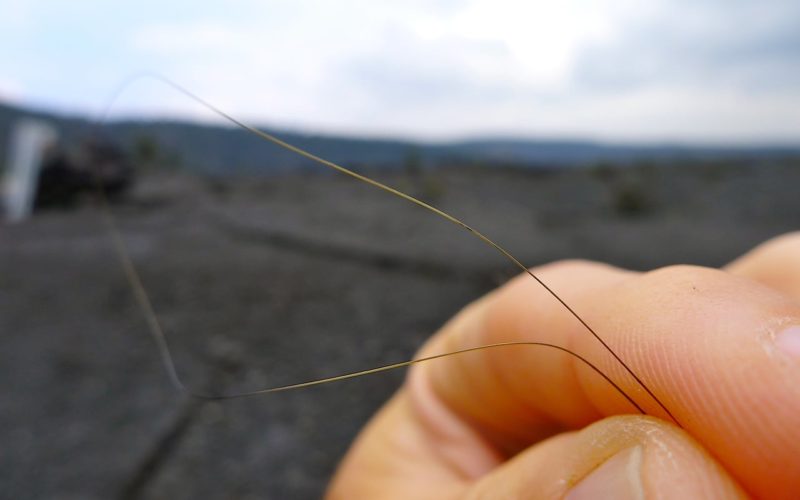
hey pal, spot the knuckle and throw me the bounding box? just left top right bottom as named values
left=643, top=264, right=723, bottom=290
left=531, top=258, right=610, bottom=276
left=760, top=231, right=800, bottom=254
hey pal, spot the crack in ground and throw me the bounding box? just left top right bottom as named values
left=119, top=397, right=203, bottom=500
left=210, top=211, right=505, bottom=288
left=116, top=212, right=506, bottom=498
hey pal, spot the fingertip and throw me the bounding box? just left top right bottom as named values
left=573, top=264, right=800, bottom=496
left=726, top=231, right=800, bottom=301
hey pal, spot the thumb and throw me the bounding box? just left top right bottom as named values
left=466, top=415, right=745, bottom=499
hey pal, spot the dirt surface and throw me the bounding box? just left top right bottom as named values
left=2, top=161, right=798, bottom=499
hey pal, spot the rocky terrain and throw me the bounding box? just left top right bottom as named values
left=2, top=160, right=799, bottom=499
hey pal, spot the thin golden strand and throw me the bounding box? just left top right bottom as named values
left=94, top=73, right=677, bottom=424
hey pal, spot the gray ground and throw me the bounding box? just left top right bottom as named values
left=2, top=161, right=798, bottom=499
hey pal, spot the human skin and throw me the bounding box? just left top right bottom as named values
left=326, top=232, right=800, bottom=499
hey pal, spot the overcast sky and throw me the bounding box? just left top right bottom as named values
left=1, top=0, right=798, bottom=143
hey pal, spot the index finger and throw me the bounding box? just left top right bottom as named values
left=416, top=261, right=800, bottom=497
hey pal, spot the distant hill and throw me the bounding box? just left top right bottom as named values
left=2, top=100, right=798, bottom=175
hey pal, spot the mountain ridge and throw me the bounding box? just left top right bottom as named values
left=2, top=100, right=798, bottom=175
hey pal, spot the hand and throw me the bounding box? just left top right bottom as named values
left=326, top=232, right=800, bottom=499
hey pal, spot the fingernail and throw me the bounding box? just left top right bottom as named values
left=565, top=445, right=644, bottom=500
left=776, top=326, right=800, bottom=359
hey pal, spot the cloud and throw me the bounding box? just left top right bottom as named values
left=130, top=21, right=248, bottom=55
left=2, top=0, right=798, bottom=142
left=343, top=28, right=516, bottom=105
left=0, top=76, right=23, bottom=101
left=0, top=0, right=34, bottom=30
left=570, top=0, right=800, bottom=94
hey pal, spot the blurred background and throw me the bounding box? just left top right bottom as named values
left=1, top=1, right=799, bottom=499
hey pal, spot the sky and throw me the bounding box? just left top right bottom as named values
left=1, top=0, right=799, bottom=144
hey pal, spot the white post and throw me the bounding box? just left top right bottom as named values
left=2, top=119, right=58, bottom=222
